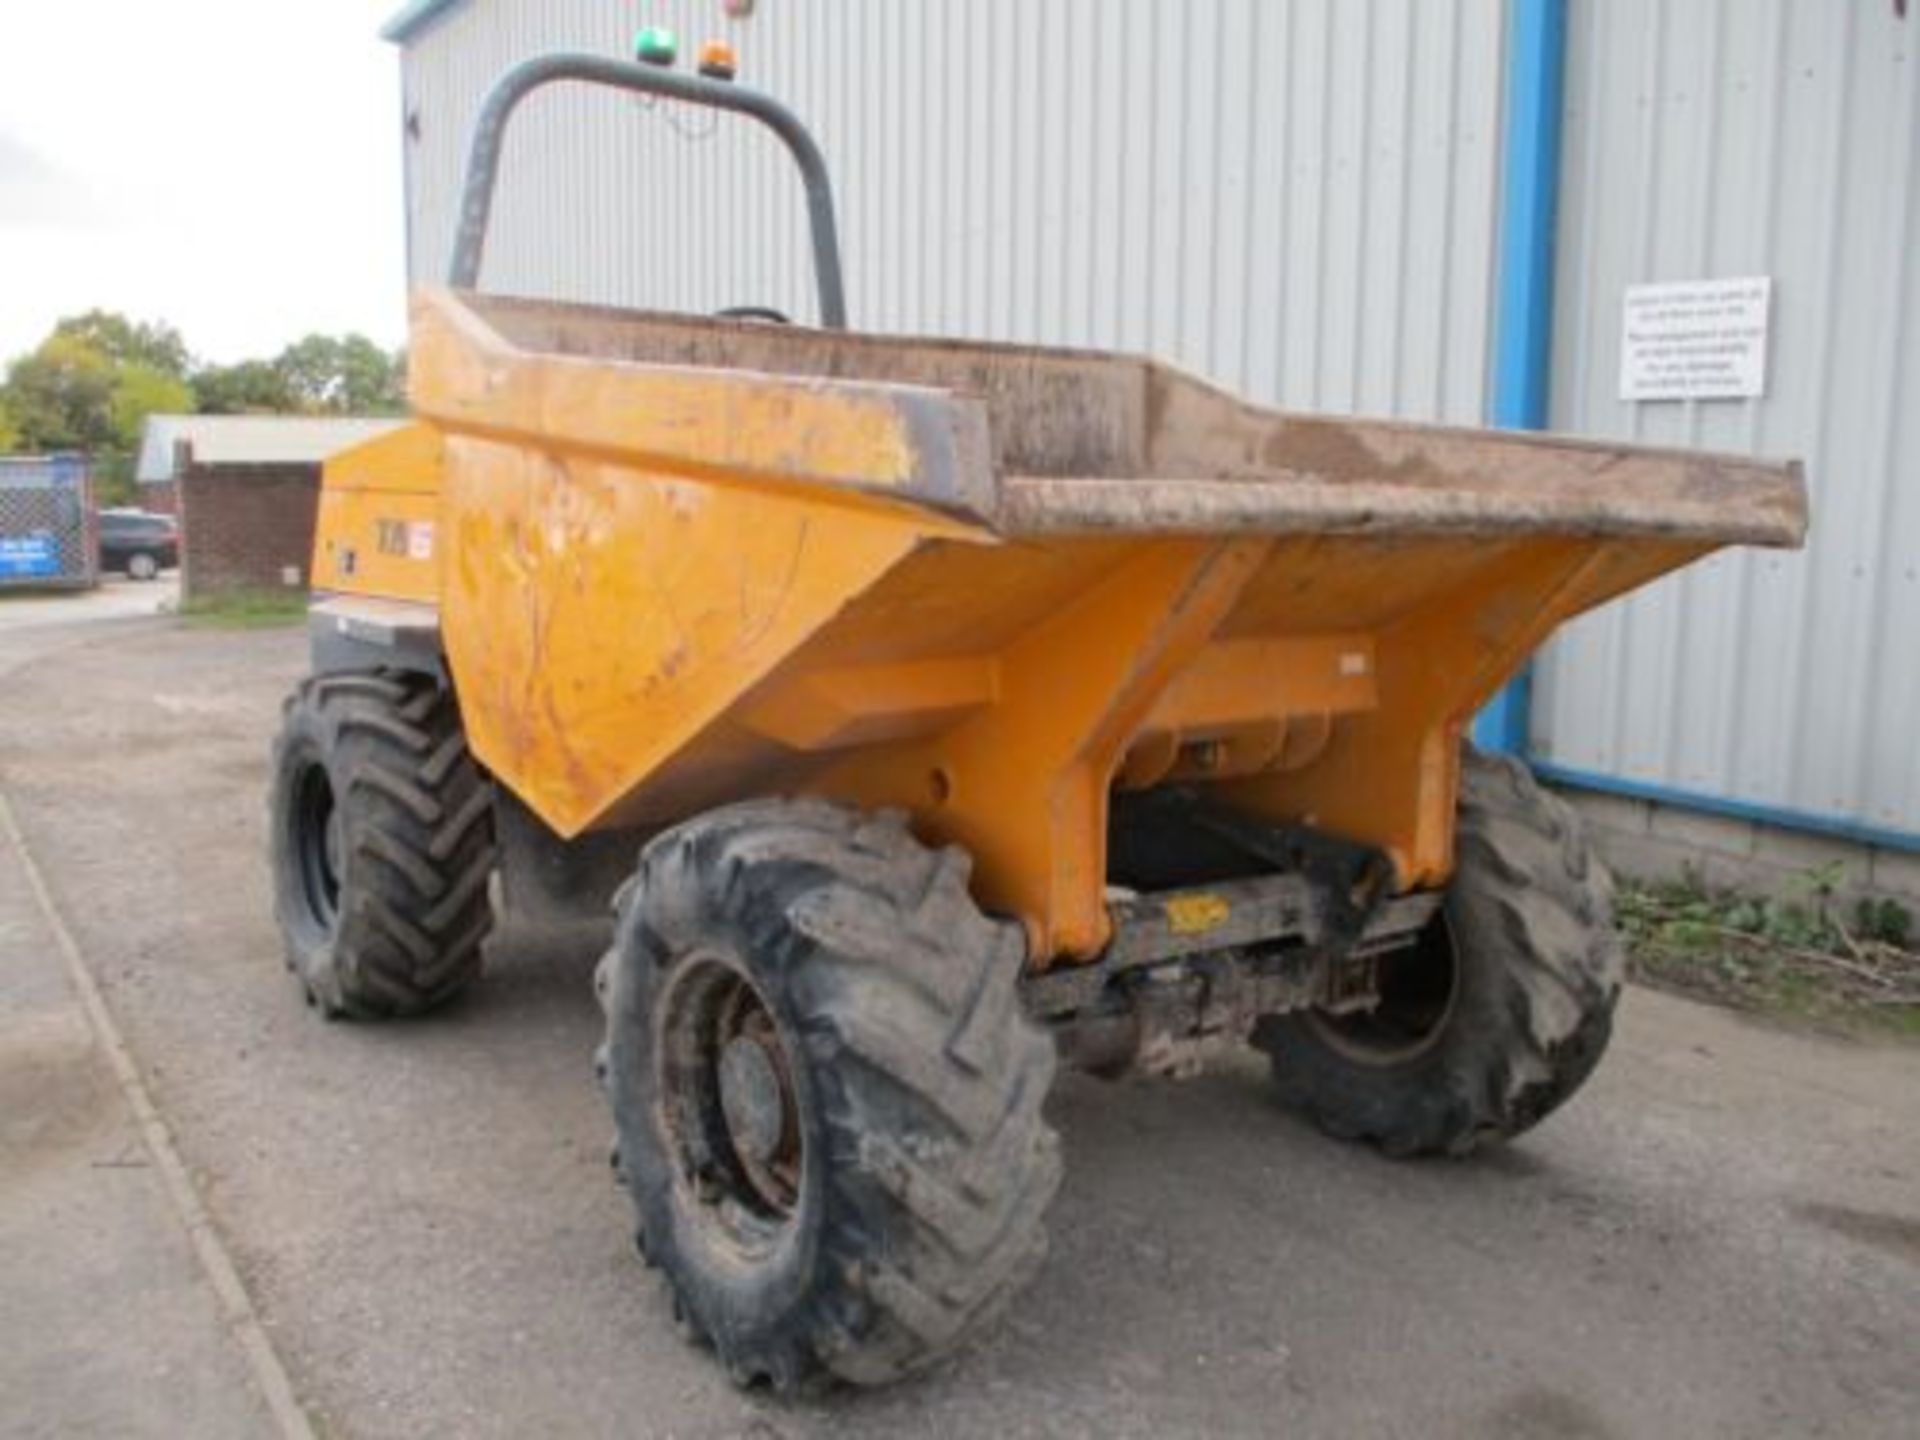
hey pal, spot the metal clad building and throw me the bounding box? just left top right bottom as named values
left=396, top=0, right=1507, bottom=424
left=1532, top=0, right=1920, bottom=849
left=386, top=0, right=1920, bottom=863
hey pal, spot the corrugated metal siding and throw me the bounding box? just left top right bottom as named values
left=399, top=0, right=1506, bottom=421
left=1533, top=0, right=1919, bottom=836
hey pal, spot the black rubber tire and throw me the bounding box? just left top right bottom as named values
left=1255, top=749, right=1623, bottom=1156
left=598, top=799, right=1061, bottom=1390
left=268, top=671, right=496, bottom=1019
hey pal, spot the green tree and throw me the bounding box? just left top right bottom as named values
left=274, top=333, right=405, bottom=414
left=3, top=335, right=118, bottom=452
left=110, top=365, right=194, bottom=444
left=194, top=359, right=295, bottom=415
left=1, top=311, right=406, bottom=500
left=50, top=309, right=191, bottom=379
left=99, top=365, right=191, bottom=502
left=2, top=322, right=193, bottom=503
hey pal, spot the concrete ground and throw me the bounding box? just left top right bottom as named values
left=0, top=571, right=178, bottom=634
left=0, top=586, right=269, bottom=1440
left=1, top=612, right=1916, bottom=1439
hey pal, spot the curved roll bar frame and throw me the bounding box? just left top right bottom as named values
left=447, top=52, right=849, bottom=329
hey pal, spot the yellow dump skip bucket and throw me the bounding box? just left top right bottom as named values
left=321, top=289, right=1804, bottom=964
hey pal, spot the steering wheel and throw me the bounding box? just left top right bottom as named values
left=715, top=305, right=791, bottom=324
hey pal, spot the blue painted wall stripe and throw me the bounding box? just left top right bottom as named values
left=1532, top=762, right=1920, bottom=859
left=1478, top=5, right=1916, bottom=855
left=1488, top=0, right=1569, bottom=433
left=1473, top=0, right=1569, bottom=755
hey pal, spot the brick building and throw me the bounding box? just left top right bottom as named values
left=136, top=416, right=406, bottom=599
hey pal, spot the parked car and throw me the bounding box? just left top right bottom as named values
left=97, top=508, right=179, bottom=580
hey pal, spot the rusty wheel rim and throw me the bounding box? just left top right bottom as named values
left=1308, top=911, right=1462, bottom=1067
left=655, top=951, right=804, bottom=1250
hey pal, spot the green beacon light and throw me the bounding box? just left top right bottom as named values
left=633, top=26, right=678, bottom=67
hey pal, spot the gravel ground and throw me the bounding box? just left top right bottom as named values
left=2, top=617, right=1916, bottom=1439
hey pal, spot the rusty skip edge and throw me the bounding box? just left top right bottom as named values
left=410, top=291, right=1807, bottom=549
left=421, top=370, right=1808, bottom=549
left=927, top=395, right=1806, bottom=548
left=409, top=293, right=999, bottom=526
left=993, top=467, right=1809, bottom=546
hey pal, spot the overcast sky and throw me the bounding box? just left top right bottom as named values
left=0, top=1, right=405, bottom=366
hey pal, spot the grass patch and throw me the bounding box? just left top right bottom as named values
left=1617, top=866, right=1920, bottom=1041
left=179, top=589, right=309, bottom=629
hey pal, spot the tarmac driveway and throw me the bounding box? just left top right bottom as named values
left=1, top=618, right=1916, bottom=1438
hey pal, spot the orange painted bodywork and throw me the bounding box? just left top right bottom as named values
left=312, top=289, right=1805, bottom=966
left=312, top=424, right=442, bottom=604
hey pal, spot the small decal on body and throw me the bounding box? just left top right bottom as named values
left=1163, top=892, right=1231, bottom=935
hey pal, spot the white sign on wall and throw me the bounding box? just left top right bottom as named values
left=1619, top=276, right=1772, bottom=401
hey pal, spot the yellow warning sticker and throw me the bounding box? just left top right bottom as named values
left=1163, top=893, right=1230, bottom=935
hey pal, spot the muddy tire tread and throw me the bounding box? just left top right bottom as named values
left=600, top=799, right=1060, bottom=1390
left=270, top=671, right=495, bottom=1018
left=1259, top=749, right=1622, bottom=1156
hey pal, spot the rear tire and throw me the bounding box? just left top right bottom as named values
left=268, top=671, right=496, bottom=1018
left=1254, top=749, right=1622, bottom=1156
left=599, top=799, right=1061, bottom=1390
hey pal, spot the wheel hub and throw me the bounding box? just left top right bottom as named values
left=655, top=953, right=804, bottom=1241
left=1308, top=910, right=1461, bottom=1066
left=718, top=1033, right=786, bottom=1165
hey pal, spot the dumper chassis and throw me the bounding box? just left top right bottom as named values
left=268, top=54, right=1807, bottom=1391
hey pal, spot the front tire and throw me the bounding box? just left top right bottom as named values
left=599, top=799, right=1061, bottom=1390
left=1255, top=749, right=1622, bottom=1156
left=268, top=671, right=496, bottom=1018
